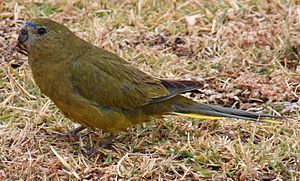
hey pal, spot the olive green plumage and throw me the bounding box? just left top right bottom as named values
left=17, top=18, right=283, bottom=132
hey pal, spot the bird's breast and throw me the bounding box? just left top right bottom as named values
left=29, top=58, right=72, bottom=100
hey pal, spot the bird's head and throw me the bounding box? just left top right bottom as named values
left=16, top=18, right=86, bottom=60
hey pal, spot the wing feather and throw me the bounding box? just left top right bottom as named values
left=152, top=79, right=204, bottom=103
left=70, top=47, right=169, bottom=110
left=70, top=47, right=204, bottom=110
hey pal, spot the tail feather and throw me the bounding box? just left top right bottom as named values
left=172, top=103, right=284, bottom=122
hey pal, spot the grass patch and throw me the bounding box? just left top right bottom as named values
left=1, top=0, right=299, bottom=179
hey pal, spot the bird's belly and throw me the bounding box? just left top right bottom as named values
left=53, top=98, right=134, bottom=132
left=30, top=64, right=140, bottom=132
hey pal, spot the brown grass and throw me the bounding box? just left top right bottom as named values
left=1, top=0, right=300, bottom=180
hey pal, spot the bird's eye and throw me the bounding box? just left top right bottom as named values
left=37, top=27, right=48, bottom=35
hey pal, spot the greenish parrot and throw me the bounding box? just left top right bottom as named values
left=16, top=18, right=283, bottom=135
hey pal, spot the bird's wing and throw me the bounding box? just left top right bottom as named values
left=70, top=48, right=203, bottom=110
left=152, top=79, right=204, bottom=103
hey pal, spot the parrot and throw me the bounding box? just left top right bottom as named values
left=16, top=18, right=283, bottom=137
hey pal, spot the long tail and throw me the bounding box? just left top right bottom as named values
left=154, top=80, right=284, bottom=122
left=172, top=103, right=284, bottom=123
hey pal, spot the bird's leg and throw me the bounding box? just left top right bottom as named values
left=100, top=133, right=116, bottom=149
left=66, top=125, right=86, bottom=141
left=84, top=133, right=116, bottom=156
left=69, top=125, right=86, bottom=135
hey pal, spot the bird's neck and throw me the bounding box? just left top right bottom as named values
left=28, top=37, right=90, bottom=98
left=29, top=35, right=90, bottom=65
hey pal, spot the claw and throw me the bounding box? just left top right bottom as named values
left=69, top=125, right=86, bottom=135
left=100, top=133, right=116, bottom=149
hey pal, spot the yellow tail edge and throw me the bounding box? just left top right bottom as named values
left=173, top=112, right=282, bottom=123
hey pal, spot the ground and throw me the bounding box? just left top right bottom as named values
left=1, top=0, right=300, bottom=180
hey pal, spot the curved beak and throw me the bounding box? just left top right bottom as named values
left=16, top=28, right=29, bottom=56
left=18, top=34, right=28, bottom=43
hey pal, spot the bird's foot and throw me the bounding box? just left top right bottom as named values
left=84, top=146, right=98, bottom=156
left=69, top=125, right=86, bottom=135
left=83, top=134, right=116, bottom=156
left=100, top=133, right=116, bottom=149
left=63, top=125, right=86, bottom=141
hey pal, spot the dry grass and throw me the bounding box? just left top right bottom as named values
left=1, top=0, right=300, bottom=180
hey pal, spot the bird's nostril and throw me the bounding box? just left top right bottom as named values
left=20, top=28, right=28, bottom=35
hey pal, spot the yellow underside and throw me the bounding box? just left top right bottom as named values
left=173, top=112, right=223, bottom=120
left=260, top=118, right=281, bottom=123
left=174, top=112, right=281, bottom=123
